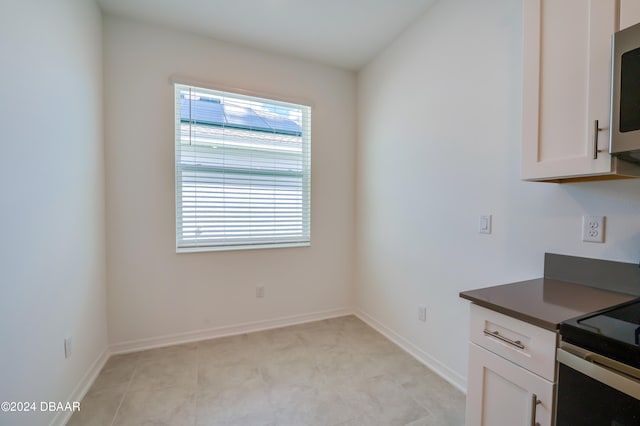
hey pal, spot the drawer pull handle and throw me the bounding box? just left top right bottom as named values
left=530, top=393, right=541, bottom=426
left=483, top=329, right=525, bottom=349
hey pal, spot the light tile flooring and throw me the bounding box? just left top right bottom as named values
left=68, top=315, right=465, bottom=426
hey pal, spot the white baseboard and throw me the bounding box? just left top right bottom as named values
left=109, top=307, right=353, bottom=355
left=355, top=308, right=467, bottom=393
left=50, top=347, right=110, bottom=426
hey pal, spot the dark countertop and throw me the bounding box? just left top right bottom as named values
left=460, top=278, right=637, bottom=331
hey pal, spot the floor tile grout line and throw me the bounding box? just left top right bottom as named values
left=403, top=385, right=437, bottom=418
left=194, top=341, right=204, bottom=426
left=190, top=391, right=198, bottom=426
left=108, top=355, right=138, bottom=426
left=258, top=363, right=279, bottom=425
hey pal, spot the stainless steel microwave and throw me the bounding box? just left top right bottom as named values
left=610, top=22, right=640, bottom=164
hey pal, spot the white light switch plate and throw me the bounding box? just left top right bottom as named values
left=478, top=214, right=492, bottom=234
left=418, top=305, right=426, bottom=322
left=64, top=337, right=72, bottom=359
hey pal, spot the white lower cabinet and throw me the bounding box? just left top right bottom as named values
left=466, top=343, right=555, bottom=426
left=466, top=304, right=557, bottom=426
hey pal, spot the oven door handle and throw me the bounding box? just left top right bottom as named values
left=557, top=346, right=640, bottom=400
left=583, top=353, right=640, bottom=381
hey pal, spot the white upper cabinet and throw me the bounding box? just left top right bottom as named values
left=621, top=0, right=640, bottom=30
left=522, top=0, right=640, bottom=181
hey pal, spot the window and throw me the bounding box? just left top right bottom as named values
left=174, top=84, right=311, bottom=252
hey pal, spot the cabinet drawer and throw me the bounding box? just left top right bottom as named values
left=470, top=304, right=558, bottom=381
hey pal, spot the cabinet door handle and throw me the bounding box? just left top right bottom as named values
left=593, top=119, right=607, bottom=159
left=530, top=393, right=541, bottom=426
left=482, top=329, right=525, bottom=349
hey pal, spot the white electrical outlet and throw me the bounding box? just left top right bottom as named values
left=418, top=305, right=427, bottom=322
left=64, top=337, right=72, bottom=359
left=582, top=216, right=605, bottom=243
left=256, top=286, right=264, bottom=298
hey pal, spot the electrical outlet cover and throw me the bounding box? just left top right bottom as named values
left=582, top=216, right=605, bottom=243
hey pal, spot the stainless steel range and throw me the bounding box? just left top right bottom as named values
left=557, top=299, right=640, bottom=426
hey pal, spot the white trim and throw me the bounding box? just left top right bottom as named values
left=49, top=348, right=110, bottom=426
left=355, top=308, right=468, bottom=393
left=177, top=241, right=310, bottom=253
left=109, top=307, right=352, bottom=355
left=169, top=74, right=315, bottom=108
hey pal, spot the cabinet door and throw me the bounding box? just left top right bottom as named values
left=466, top=343, right=554, bottom=426
left=522, top=0, right=617, bottom=180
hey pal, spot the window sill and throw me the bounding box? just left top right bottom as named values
left=176, top=241, right=310, bottom=253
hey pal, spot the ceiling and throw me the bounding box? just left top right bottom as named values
left=96, top=0, right=437, bottom=71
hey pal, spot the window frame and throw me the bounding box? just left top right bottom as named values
left=173, top=81, right=312, bottom=253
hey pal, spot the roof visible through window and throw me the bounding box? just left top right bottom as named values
left=179, top=94, right=302, bottom=136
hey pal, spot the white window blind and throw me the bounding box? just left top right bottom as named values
left=174, top=84, right=311, bottom=252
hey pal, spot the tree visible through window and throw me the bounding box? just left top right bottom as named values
left=174, top=84, right=311, bottom=251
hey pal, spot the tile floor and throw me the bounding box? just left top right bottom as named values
left=68, top=315, right=465, bottom=426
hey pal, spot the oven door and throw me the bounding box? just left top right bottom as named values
left=556, top=343, right=640, bottom=426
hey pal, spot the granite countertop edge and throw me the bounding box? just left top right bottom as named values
left=459, top=277, right=638, bottom=332
left=459, top=291, right=558, bottom=331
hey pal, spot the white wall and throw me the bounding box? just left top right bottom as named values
left=356, top=0, right=640, bottom=390
left=103, top=16, right=356, bottom=348
left=0, top=0, right=107, bottom=425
